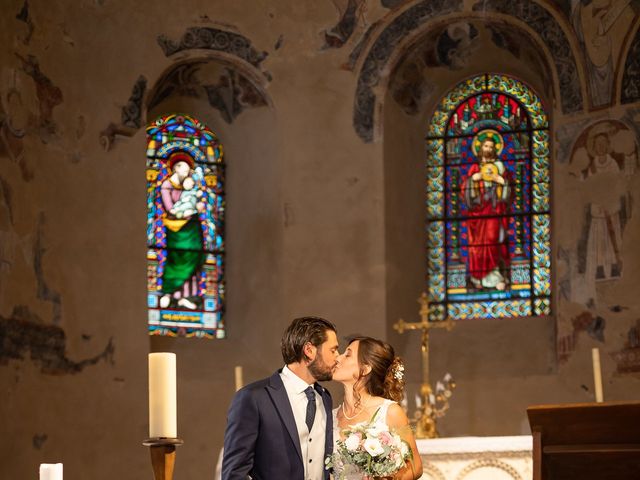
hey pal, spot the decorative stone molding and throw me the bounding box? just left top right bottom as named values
left=157, top=27, right=269, bottom=79
left=470, top=0, right=582, bottom=114
left=418, top=436, right=532, bottom=480
left=99, top=75, right=146, bottom=151
left=455, top=459, right=523, bottom=480
left=352, top=0, right=583, bottom=142
left=353, top=0, right=461, bottom=142
left=121, top=75, right=147, bottom=129
left=101, top=26, right=270, bottom=151
left=621, top=27, right=640, bottom=104
left=423, top=463, right=447, bottom=480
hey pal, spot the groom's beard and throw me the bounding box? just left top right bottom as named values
left=308, top=356, right=333, bottom=382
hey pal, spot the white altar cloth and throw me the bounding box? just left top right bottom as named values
left=417, top=435, right=532, bottom=480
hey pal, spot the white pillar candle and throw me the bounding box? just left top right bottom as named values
left=39, top=463, right=63, bottom=480
left=149, top=352, right=177, bottom=438
left=234, top=365, right=243, bottom=392
left=592, top=347, right=604, bottom=403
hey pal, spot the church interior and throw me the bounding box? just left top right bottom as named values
left=2, top=0, right=640, bottom=479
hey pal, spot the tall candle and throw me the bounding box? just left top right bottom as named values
left=234, top=365, right=243, bottom=392
left=149, top=352, right=177, bottom=438
left=592, top=347, right=604, bottom=403
left=39, top=464, right=63, bottom=480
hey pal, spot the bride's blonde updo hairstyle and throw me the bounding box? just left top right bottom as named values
left=350, top=336, right=405, bottom=406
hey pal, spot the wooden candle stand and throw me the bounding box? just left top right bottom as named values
left=143, top=438, right=184, bottom=480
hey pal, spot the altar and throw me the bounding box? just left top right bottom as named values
left=418, top=435, right=533, bottom=480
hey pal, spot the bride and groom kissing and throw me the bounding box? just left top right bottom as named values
left=222, top=316, right=423, bottom=480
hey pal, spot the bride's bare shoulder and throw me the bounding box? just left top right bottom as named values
left=386, top=402, right=410, bottom=427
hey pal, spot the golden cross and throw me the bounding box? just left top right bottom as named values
left=393, top=292, right=454, bottom=391
left=393, top=292, right=455, bottom=438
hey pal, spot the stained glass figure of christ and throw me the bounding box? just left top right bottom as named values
left=146, top=114, right=225, bottom=338
left=426, top=74, right=551, bottom=321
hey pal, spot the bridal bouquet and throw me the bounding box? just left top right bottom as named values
left=326, top=421, right=412, bottom=479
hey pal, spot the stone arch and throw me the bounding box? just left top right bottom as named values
left=422, top=461, right=447, bottom=480
left=619, top=17, right=640, bottom=105
left=352, top=0, right=584, bottom=142
left=144, top=53, right=273, bottom=126
left=455, top=459, right=523, bottom=480
left=156, top=26, right=270, bottom=80
left=100, top=25, right=273, bottom=150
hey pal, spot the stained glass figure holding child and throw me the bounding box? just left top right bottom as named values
left=158, top=151, right=207, bottom=310
left=461, top=129, right=511, bottom=291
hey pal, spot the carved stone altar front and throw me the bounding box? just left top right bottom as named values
left=418, top=436, right=532, bottom=480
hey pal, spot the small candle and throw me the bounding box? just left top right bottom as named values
left=149, top=352, right=177, bottom=438
left=592, top=347, right=604, bottom=403
left=415, top=394, right=422, bottom=409
left=39, top=464, right=63, bottom=480
left=234, top=365, right=243, bottom=392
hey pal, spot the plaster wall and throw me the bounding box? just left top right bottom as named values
left=1, top=1, right=640, bottom=480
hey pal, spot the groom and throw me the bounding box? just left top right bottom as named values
left=222, top=316, right=339, bottom=480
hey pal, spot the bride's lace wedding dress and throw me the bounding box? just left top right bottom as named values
left=331, top=399, right=395, bottom=480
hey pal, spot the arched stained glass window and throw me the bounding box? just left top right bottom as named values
left=146, top=114, right=225, bottom=338
left=425, top=74, right=550, bottom=321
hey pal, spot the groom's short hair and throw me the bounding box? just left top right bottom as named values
left=281, top=316, right=337, bottom=364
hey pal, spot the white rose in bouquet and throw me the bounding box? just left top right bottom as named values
left=344, top=433, right=362, bottom=452
left=363, top=437, right=385, bottom=457
left=327, top=419, right=413, bottom=480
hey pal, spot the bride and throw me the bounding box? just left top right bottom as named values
left=332, top=336, right=422, bottom=479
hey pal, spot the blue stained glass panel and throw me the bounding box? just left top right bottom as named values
left=426, top=75, right=551, bottom=321
left=146, top=114, right=225, bottom=338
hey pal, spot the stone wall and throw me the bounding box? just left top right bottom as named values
left=1, top=1, right=640, bottom=479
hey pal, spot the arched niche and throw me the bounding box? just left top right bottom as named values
left=382, top=18, right=558, bottom=436
left=144, top=55, right=284, bottom=445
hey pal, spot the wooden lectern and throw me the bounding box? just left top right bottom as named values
left=527, top=401, right=640, bottom=480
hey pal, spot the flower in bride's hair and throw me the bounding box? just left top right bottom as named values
left=363, top=437, right=384, bottom=457
left=393, top=362, right=405, bottom=381
left=344, top=433, right=361, bottom=451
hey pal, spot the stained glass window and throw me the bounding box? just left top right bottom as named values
left=146, top=114, right=225, bottom=338
left=426, top=74, right=550, bottom=321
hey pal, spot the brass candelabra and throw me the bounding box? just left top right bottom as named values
left=393, top=292, right=456, bottom=438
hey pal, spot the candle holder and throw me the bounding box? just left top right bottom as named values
left=413, top=373, right=456, bottom=438
left=143, top=437, right=184, bottom=480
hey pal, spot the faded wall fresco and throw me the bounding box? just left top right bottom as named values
left=2, top=1, right=640, bottom=480
left=571, top=0, right=640, bottom=108
left=569, top=120, right=637, bottom=303
left=613, top=318, right=640, bottom=373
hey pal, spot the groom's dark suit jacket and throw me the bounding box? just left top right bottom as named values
left=222, top=370, right=333, bottom=480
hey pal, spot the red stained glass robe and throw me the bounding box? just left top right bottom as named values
left=461, top=162, right=510, bottom=283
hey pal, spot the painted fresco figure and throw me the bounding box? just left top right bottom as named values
left=461, top=132, right=511, bottom=290
left=583, top=130, right=630, bottom=280
left=159, top=151, right=206, bottom=310
left=571, top=0, right=639, bottom=107
left=568, top=120, right=639, bottom=306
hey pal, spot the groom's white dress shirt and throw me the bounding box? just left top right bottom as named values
left=280, top=366, right=327, bottom=480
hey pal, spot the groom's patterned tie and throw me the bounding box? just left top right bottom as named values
left=304, top=386, right=316, bottom=432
